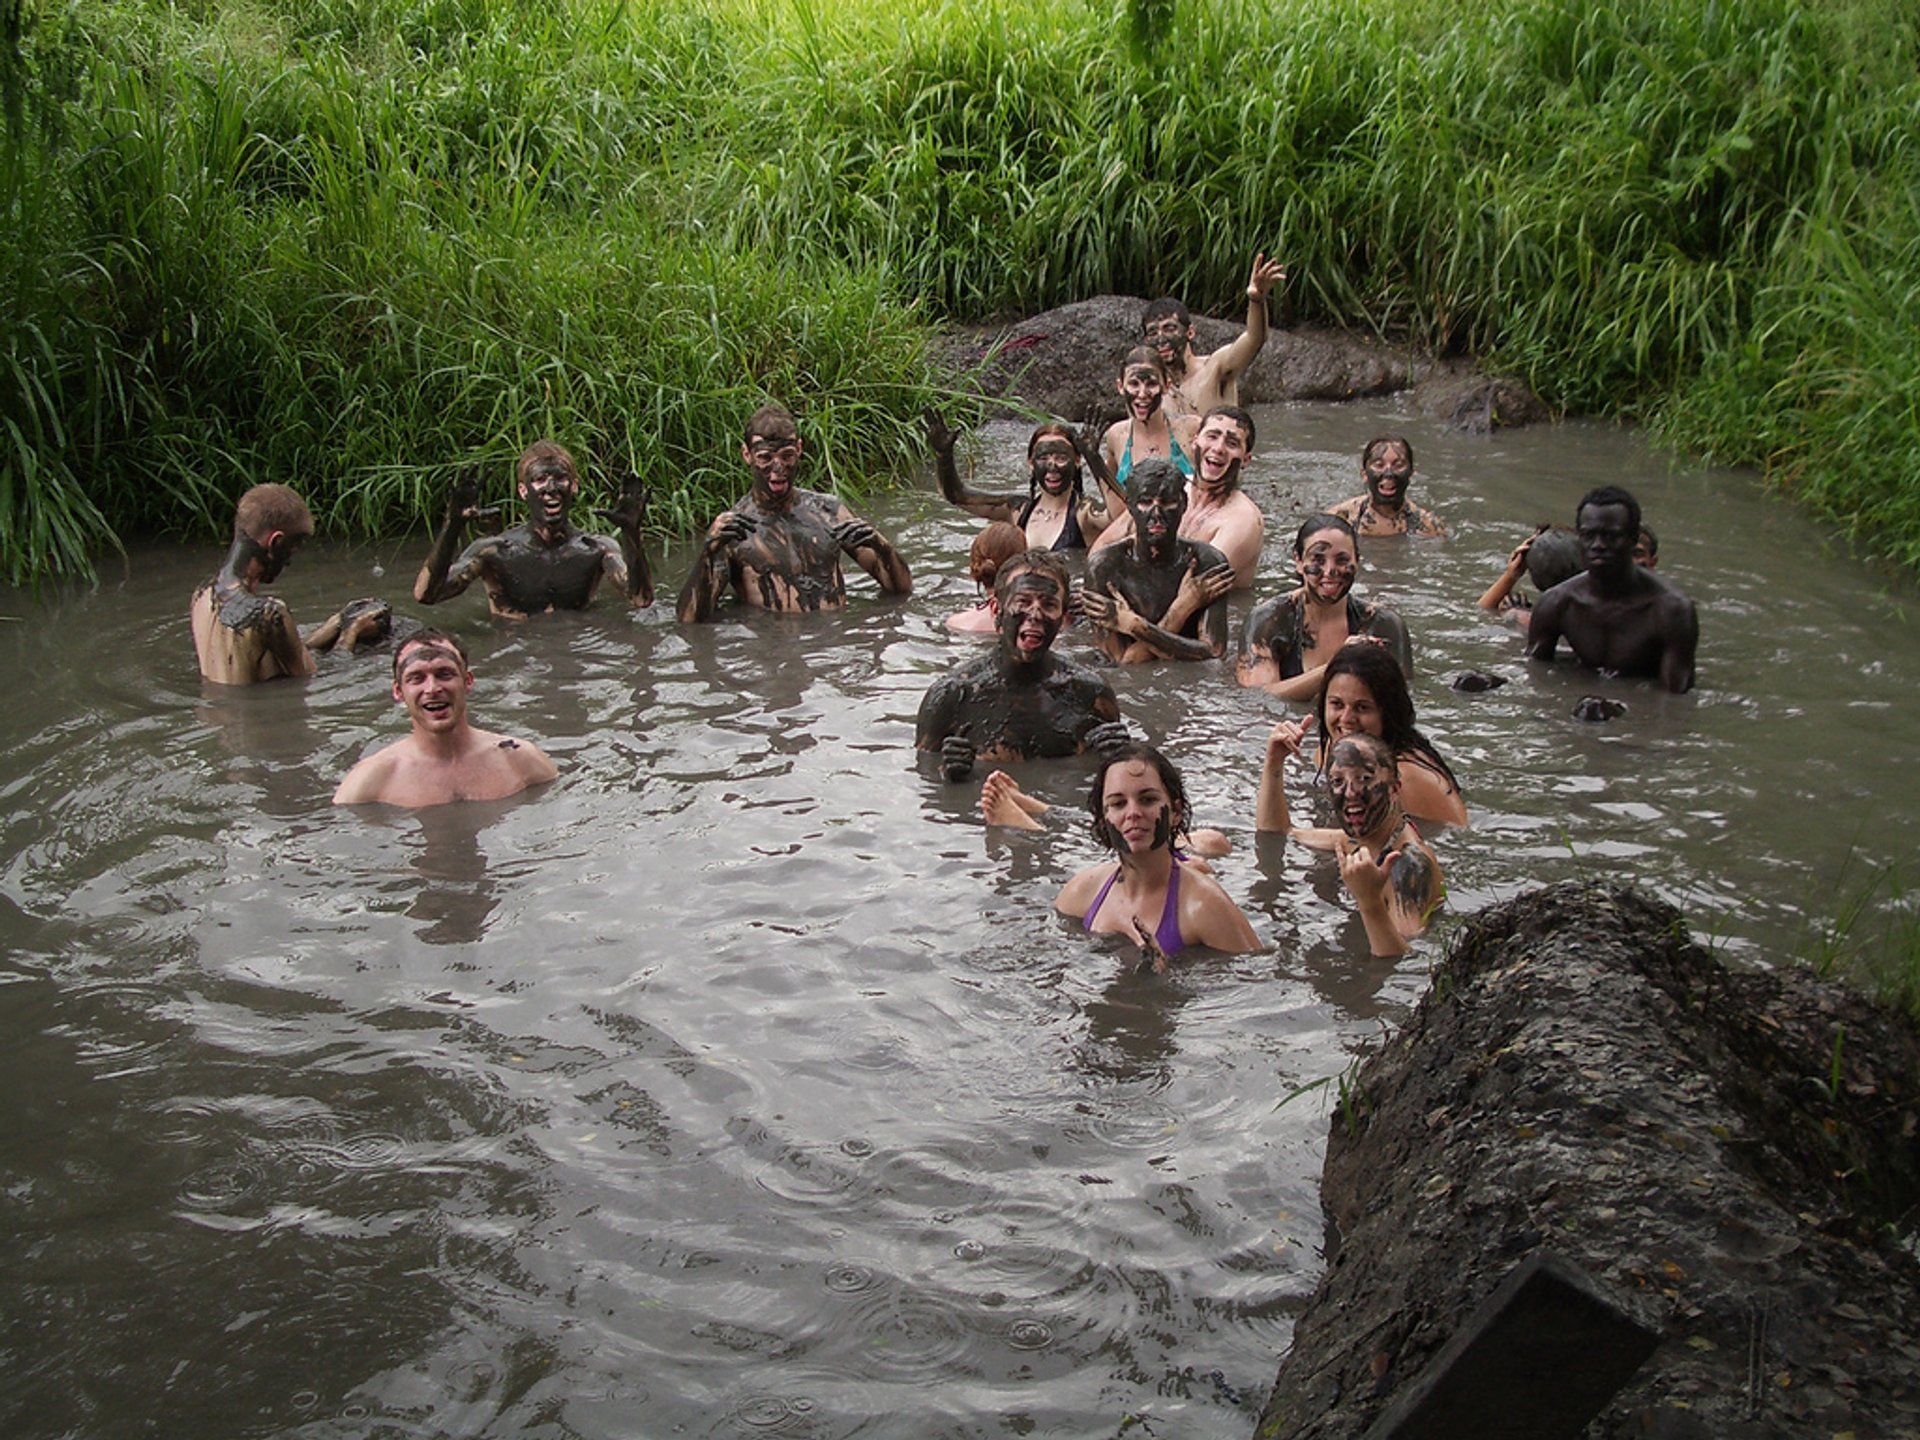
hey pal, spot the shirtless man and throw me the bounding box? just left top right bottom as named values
left=1330, top=436, right=1447, bottom=538
left=191, top=483, right=390, bottom=684
left=1526, top=485, right=1697, bottom=694
left=916, top=550, right=1124, bottom=782
left=1256, top=728, right=1443, bottom=957
left=334, top=630, right=558, bottom=807
left=1142, top=253, right=1286, bottom=418
left=1081, top=460, right=1233, bottom=664
left=677, top=404, right=912, bottom=622
left=414, top=441, right=653, bottom=618
left=1091, top=406, right=1266, bottom=588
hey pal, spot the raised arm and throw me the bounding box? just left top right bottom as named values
left=1073, top=417, right=1128, bottom=540
left=1478, top=529, right=1543, bottom=613
left=925, top=409, right=1019, bottom=522
left=1198, top=253, right=1285, bottom=394
left=676, top=510, right=754, bottom=622
left=596, top=472, right=656, bottom=608
left=832, top=508, right=912, bottom=595
left=415, top=469, right=499, bottom=604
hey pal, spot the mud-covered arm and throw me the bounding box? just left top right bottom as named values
left=415, top=470, right=500, bottom=604
left=305, top=597, right=390, bottom=654
left=1074, top=419, right=1128, bottom=528
left=914, top=675, right=976, bottom=782
left=832, top=509, right=912, bottom=596
left=1523, top=586, right=1569, bottom=665
left=1110, top=591, right=1225, bottom=663
left=597, top=473, right=655, bottom=608
left=676, top=511, right=753, bottom=622
left=925, top=409, right=1018, bottom=522
left=1203, top=253, right=1285, bottom=391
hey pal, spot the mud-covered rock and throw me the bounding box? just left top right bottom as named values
left=1258, top=883, right=1920, bottom=1439
left=928, top=299, right=1541, bottom=431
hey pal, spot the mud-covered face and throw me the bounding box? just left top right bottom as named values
left=1296, top=527, right=1358, bottom=604
left=1322, top=673, right=1383, bottom=740
left=1100, top=759, right=1175, bottom=855
left=1119, top=363, right=1166, bottom=422
left=743, top=432, right=803, bottom=502
left=1194, top=414, right=1250, bottom=492
left=1362, top=442, right=1413, bottom=509
left=1029, top=438, right=1078, bottom=496
left=392, top=644, right=472, bottom=733
left=519, top=460, right=578, bottom=529
left=1129, top=478, right=1186, bottom=550
left=994, top=571, right=1066, bottom=663
left=1325, top=739, right=1398, bottom=840
left=1142, top=316, right=1189, bottom=370
left=1577, top=501, right=1637, bottom=577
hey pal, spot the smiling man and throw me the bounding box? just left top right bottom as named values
left=334, top=630, right=558, bottom=808
left=1091, top=405, right=1267, bottom=589
left=1081, top=460, right=1234, bottom=664
left=1526, top=484, right=1697, bottom=693
left=1330, top=436, right=1448, bottom=538
left=414, top=441, right=653, bottom=619
left=677, top=404, right=912, bottom=622
left=1141, top=253, right=1286, bottom=418
left=915, top=550, right=1123, bottom=783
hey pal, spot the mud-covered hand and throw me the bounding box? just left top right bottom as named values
left=923, top=408, right=958, bottom=457
left=597, top=472, right=649, bottom=536
left=1078, top=586, right=1117, bottom=630
left=1337, top=838, right=1398, bottom=909
left=339, top=597, right=392, bottom=648
left=1174, top=556, right=1234, bottom=614
left=444, top=467, right=499, bottom=528
left=831, top=518, right=879, bottom=555
left=940, top=728, right=976, bottom=783
left=706, top=510, right=757, bottom=555
left=1132, top=916, right=1170, bottom=975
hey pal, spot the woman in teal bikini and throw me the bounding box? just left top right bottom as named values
left=1100, top=348, right=1199, bottom=493
left=1054, top=744, right=1261, bottom=967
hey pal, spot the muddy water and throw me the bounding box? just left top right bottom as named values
left=4, top=400, right=1918, bottom=1438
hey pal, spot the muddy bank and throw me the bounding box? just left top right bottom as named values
left=1258, top=883, right=1920, bottom=1439
left=931, top=297, right=1549, bottom=433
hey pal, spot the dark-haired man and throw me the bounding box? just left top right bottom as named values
left=1091, top=405, right=1267, bottom=588
left=415, top=441, right=653, bottom=618
left=678, top=404, right=912, bottom=622
left=191, top=483, right=390, bottom=684
left=334, top=630, right=558, bottom=807
left=1082, top=460, right=1233, bottom=664
left=1330, top=436, right=1448, bottom=538
left=916, top=550, right=1123, bottom=782
left=1142, top=254, right=1286, bottom=418
left=1526, top=485, right=1697, bottom=693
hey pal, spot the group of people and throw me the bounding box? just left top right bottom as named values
left=191, top=262, right=1699, bottom=967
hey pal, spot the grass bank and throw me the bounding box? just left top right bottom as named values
left=2, top=0, right=1917, bottom=581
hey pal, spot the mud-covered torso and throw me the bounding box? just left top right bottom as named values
left=727, top=489, right=852, bottom=611
left=918, top=652, right=1117, bottom=762
left=474, top=527, right=611, bottom=615
left=191, top=582, right=298, bottom=682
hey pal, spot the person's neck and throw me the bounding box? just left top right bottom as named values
left=411, top=722, right=474, bottom=760
left=1117, top=844, right=1175, bottom=887
left=528, top=514, right=575, bottom=545
left=1356, top=806, right=1409, bottom=856
left=1301, top=586, right=1350, bottom=618
left=218, top=536, right=270, bottom=595
left=751, top=483, right=794, bottom=513
left=1001, top=649, right=1055, bottom=682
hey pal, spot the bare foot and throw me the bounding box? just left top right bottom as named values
left=981, top=770, right=1046, bottom=829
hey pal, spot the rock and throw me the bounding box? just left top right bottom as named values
left=1449, top=670, right=1508, bottom=693
left=1573, top=695, right=1628, bottom=721
left=1255, top=883, right=1920, bottom=1440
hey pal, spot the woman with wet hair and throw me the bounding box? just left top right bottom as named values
left=1098, top=347, right=1199, bottom=493
left=925, top=414, right=1125, bottom=552
left=945, top=522, right=1031, bottom=634
left=1237, top=513, right=1412, bottom=702
left=1266, top=643, right=1468, bottom=828
left=1053, top=744, right=1261, bottom=967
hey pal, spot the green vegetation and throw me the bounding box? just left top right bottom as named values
left=1804, top=855, right=1920, bottom=1022
left=3, top=0, right=1918, bottom=582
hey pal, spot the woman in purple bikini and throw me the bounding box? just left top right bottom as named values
left=1054, top=744, right=1261, bottom=968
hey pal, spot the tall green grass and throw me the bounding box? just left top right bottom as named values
left=2, top=0, right=1918, bottom=579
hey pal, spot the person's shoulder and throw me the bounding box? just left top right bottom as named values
left=1244, top=588, right=1298, bottom=628
left=475, top=728, right=559, bottom=785
left=1327, top=495, right=1364, bottom=520
left=1187, top=538, right=1232, bottom=572
left=1056, top=861, right=1111, bottom=919
left=333, top=740, right=404, bottom=805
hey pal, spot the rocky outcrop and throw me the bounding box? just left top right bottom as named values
left=929, top=298, right=1545, bottom=431
left=1258, top=883, right=1920, bottom=1439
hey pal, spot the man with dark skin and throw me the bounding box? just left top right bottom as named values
left=1080, top=460, right=1234, bottom=664
left=1526, top=484, right=1698, bottom=694
left=1330, top=436, right=1448, bottom=538
left=1142, top=254, right=1287, bottom=418
left=677, top=404, right=912, bottom=622
left=191, top=483, right=390, bottom=684
left=916, top=550, right=1125, bottom=783
left=414, top=441, right=653, bottom=619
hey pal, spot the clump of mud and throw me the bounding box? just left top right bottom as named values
left=1259, top=882, right=1920, bottom=1439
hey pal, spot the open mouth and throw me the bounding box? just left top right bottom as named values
left=1016, top=624, right=1048, bottom=653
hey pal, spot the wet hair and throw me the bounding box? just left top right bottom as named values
left=1362, top=435, right=1414, bottom=469
left=968, top=522, right=1028, bottom=587
left=1142, top=298, right=1191, bottom=332
left=744, top=404, right=799, bottom=446
left=1576, top=484, right=1641, bottom=535
left=233, top=484, right=315, bottom=544
left=393, top=627, right=470, bottom=682
left=1292, top=512, right=1359, bottom=558
left=1119, top=344, right=1167, bottom=380
left=1637, top=524, right=1658, bottom=561
left=1130, top=457, right=1186, bottom=504
left=1325, top=731, right=1398, bottom=774
left=993, top=547, right=1071, bottom=603
left=1315, top=646, right=1461, bottom=796
left=1200, top=405, right=1256, bottom=452
left=1026, top=421, right=1075, bottom=459
left=1085, top=743, right=1192, bottom=852
left=1525, top=526, right=1583, bottom=591
left=515, top=440, right=576, bottom=487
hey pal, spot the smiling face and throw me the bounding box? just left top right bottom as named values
left=1296, top=526, right=1358, bottom=605
left=1128, top=466, right=1187, bottom=554
left=518, top=456, right=578, bottom=531
left=1100, top=759, right=1176, bottom=855
left=993, top=568, right=1067, bottom=665
left=1119, top=361, right=1166, bottom=422
left=1142, top=314, right=1191, bottom=371
left=1193, top=413, right=1250, bottom=492
left=1324, top=736, right=1400, bottom=841
left=392, top=641, right=473, bottom=735
left=1362, top=440, right=1413, bottom=511
left=742, top=420, right=803, bottom=504
left=1028, top=436, right=1079, bottom=496
left=1322, top=672, right=1384, bottom=741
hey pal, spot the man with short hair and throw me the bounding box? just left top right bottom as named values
left=916, top=550, right=1123, bottom=782
left=415, top=441, right=653, bottom=618
left=1092, top=405, right=1266, bottom=588
left=1330, top=436, right=1448, bottom=537
left=1526, top=485, right=1697, bottom=694
left=334, top=630, right=558, bottom=807
left=1081, top=460, right=1233, bottom=664
left=1142, top=254, right=1286, bottom=418
left=677, top=404, right=912, bottom=622
left=191, top=483, right=390, bottom=684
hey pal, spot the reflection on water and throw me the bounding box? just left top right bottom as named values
left=3, top=400, right=1920, bottom=1437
